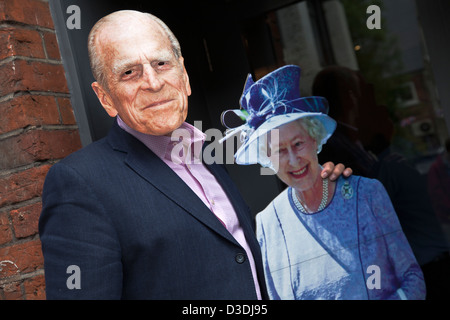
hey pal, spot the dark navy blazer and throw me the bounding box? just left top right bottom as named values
left=39, top=120, right=268, bottom=299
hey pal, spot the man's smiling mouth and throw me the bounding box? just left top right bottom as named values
left=145, top=99, right=174, bottom=109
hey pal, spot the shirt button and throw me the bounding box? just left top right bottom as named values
left=235, top=253, right=245, bottom=264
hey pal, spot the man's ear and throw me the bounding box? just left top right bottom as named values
left=178, top=57, right=191, bottom=97
left=91, top=82, right=118, bottom=117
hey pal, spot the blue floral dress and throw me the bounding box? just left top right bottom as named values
left=256, top=176, right=426, bottom=300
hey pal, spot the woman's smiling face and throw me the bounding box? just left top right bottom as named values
left=269, top=120, right=320, bottom=192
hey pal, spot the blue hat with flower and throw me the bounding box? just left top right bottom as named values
left=220, top=65, right=336, bottom=166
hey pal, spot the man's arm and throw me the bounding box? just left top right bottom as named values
left=39, top=163, right=123, bottom=299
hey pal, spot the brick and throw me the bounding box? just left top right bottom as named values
left=43, top=32, right=60, bottom=60
left=10, top=202, right=41, bottom=239
left=0, top=0, right=54, bottom=29
left=0, top=95, right=61, bottom=134
left=0, top=211, right=13, bottom=245
left=57, top=97, right=77, bottom=125
left=23, top=274, right=45, bottom=300
left=0, top=129, right=82, bottom=169
left=0, top=27, right=45, bottom=60
left=34, top=130, right=82, bottom=160
left=0, top=281, right=22, bottom=300
left=0, top=60, right=69, bottom=96
left=0, top=164, right=50, bottom=207
left=0, top=239, right=44, bottom=276
left=0, top=259, right=20, bottom=279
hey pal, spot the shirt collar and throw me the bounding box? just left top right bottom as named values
left=117, top=116, right=206, bottom=164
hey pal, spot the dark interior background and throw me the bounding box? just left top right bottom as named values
left=49, top=0, right=450, bottom=215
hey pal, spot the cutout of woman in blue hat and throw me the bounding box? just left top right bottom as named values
left=222, top=65, right=425, bottom=300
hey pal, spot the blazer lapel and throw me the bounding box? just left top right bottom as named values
left=107, top=121, right=239, bottom=245
left=205, top=161, right=260, bottom=248
left=206, top=160, right=269, bottom=299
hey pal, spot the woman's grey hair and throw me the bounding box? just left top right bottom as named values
left=300, top=117, right=328, bottom=154
left=87, top=10, right=182, bottom=89
left=257, top=117, right=328, bottom=170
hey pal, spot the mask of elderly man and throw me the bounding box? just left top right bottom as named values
left=222, top=65, right=426, bottom=300
left=89, top=11, right=190, bottom=136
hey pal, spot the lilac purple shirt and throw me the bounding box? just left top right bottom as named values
left=117, top=117, right=261, bottom=299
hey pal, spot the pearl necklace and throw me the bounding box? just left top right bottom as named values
left=292, top=178, right=329, bottom=214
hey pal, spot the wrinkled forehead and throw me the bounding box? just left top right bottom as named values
left=95, top=18, right=173, bottom=68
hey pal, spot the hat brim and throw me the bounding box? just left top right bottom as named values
left=234, top=112, right=336, bottom=166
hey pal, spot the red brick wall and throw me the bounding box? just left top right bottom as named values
left=0, top=0, right=82, bottom=299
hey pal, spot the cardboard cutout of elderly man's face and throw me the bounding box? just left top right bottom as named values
left=91, top=12, right=191, bottom=136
